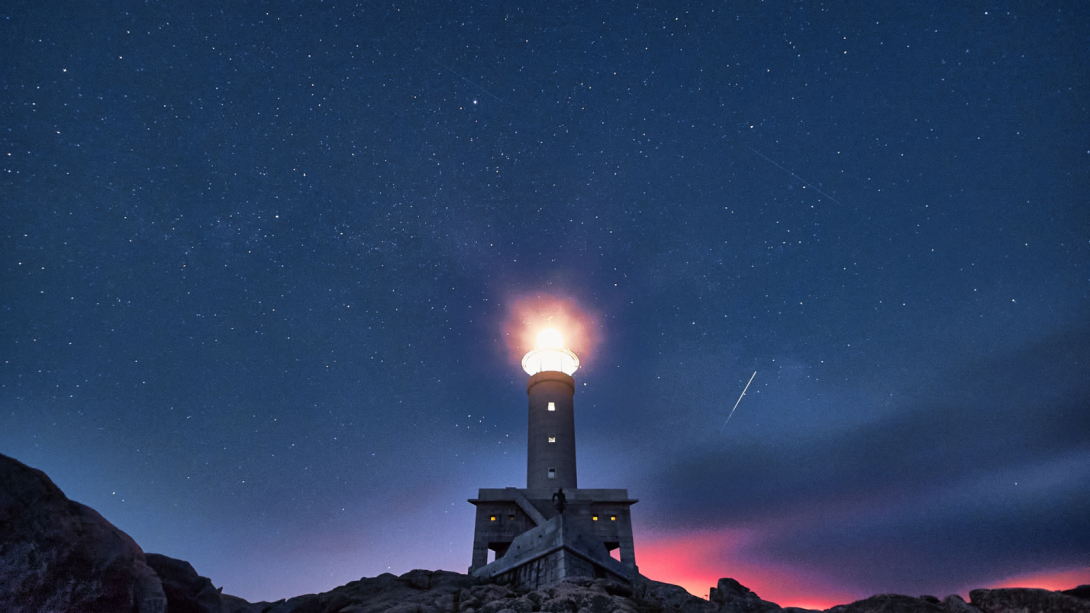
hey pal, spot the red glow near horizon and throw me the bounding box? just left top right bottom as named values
left=637, top=528, right=861, bottom=610
left=639, top=528, right=1089, bottom=608
left=502, top=294, right=599, bottom=367
left=988, top=567, right=1090, bottom=592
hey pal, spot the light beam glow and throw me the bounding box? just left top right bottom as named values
left=501, top=294, right=600, bottom=370
left=536, top=328, right=564, bottom=350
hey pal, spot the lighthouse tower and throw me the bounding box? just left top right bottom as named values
left=468, top=328, right=638, bottom=587
left=522, top=328, right=580, bottom=490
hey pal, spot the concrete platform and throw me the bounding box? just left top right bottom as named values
left=470, top=513, right=634, bottom=589
left=468, top=487, right=637, bottom=575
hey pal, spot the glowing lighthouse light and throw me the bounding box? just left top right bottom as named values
left=521, top=327, right=580, bottom=376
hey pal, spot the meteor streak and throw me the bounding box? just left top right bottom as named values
left=721, top=371, right=757, bottom=431
left=744, top=145, right=845, bottom=206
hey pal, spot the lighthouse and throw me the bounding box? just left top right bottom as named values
left=522, top=328, right=580, bottom=490
left=468, top=327, right=638, bottom=587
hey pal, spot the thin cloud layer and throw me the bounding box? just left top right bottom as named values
left=645, top=328, right=1090, bottom=595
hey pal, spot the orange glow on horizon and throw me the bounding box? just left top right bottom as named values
left=637, top=528, right=861, bottom=610
left=639, top=528, right=1089, bottom=609
left=503, top=295, right=599, bottom=368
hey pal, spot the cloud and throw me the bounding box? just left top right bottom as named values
left=644, top=327, right=1090, bottom=595
left=755, top=451, right=1090, bottom=593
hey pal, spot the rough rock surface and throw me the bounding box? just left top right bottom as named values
left=222, top=572, right=728, bottom=613
left=0, top=453, right=167, bottom=613
left=709, top=577, right=784, bottom=613
left=199, top=571, right=1090, bottom=613
left=827, top=594, right=947, bottom=613
left=939, top=594, right=979, bottom=613
left=969, top=587, right=1090, bottom=613
left=146, top=552, right=229, bottom=613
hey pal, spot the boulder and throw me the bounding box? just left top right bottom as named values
left=0, top=453, right=167, bottom=613
left=628, top=577, right=716, bottom=613
left=145, top=552, right=229, bottom=613
left=969, top=587, right=1090, bottom=613
left=939, top=594, right=980, bottom=613
left=708, top=577, right=782, bottom=613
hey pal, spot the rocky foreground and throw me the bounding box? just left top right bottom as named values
left=2, top=454, right=1088, bottom=613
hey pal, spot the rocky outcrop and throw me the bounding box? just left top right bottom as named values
left=939, top=594, right=979, bottom=613
left=146, top=552, right=230, bottom=613
left=826, top=594, right=946, bottom=613
left=708, top=577, right=785, bottom=613
left=225, top=571, right=806, bottom=613
left=0, top=453, right=167, bottom=613
left=207, top=571, right=1090, bottom=613
left=224, top=572, right=651, bottom=613
left=969, top=587, right=1090, bottom=613
left=227, top=569, right=479, bottom=613
left=1065, top=586, right=1090, bottom=601
left=822, top=587, right=1090, bottom=613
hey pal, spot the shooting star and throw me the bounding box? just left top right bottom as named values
left=744, top=145, right=845, bottom=206
left=721, top=371, right=757, bottom=432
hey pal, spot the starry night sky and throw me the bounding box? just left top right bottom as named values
left=3, top=1, right=1088, bottom=608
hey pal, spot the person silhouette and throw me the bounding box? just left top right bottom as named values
left=552, top=488, right=567, bottom=513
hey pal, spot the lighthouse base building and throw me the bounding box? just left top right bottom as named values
left=468, top=488, right=637, bottom=586
left=468, top=333, right=638, bottom=588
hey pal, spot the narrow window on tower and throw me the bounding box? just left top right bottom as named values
left=547, top=402, right=556, bottom=411
left=548, top=468, right=556, bottom=479
left=548, top=436, right=556, bottom=443
left=490, top=516, right=497, bottom=521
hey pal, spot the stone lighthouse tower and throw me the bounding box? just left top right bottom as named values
left=523, top=328, right=579, bottom=490
left=468, top=328, right=638, bottom=587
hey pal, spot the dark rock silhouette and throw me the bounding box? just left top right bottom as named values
left=222, top=570, right=479, bottom=613
left=3, top=452, right=1088, bottom=613
left=709, top=577, right=785, bottom=613
left=146, top=552, right=231, bottom=613
left=1065, top=587, right=1090, bottom=601
left=0, top=453, right=167, bottom=613
left=969, top=587, right=1090, bottom=613
left=826, top=594, right=946, bottom=613
left=940, top=594, right=979, bottom=613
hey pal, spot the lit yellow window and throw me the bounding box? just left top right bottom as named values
left=548, top=402, right=555, bottom=411
left=592, top=515, right=599, bottom=521
left=611, top=516, right=616, bottom=521
left=490, top=516, right=496, bottom=521
left=548, top=436, right=556, bottom=443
